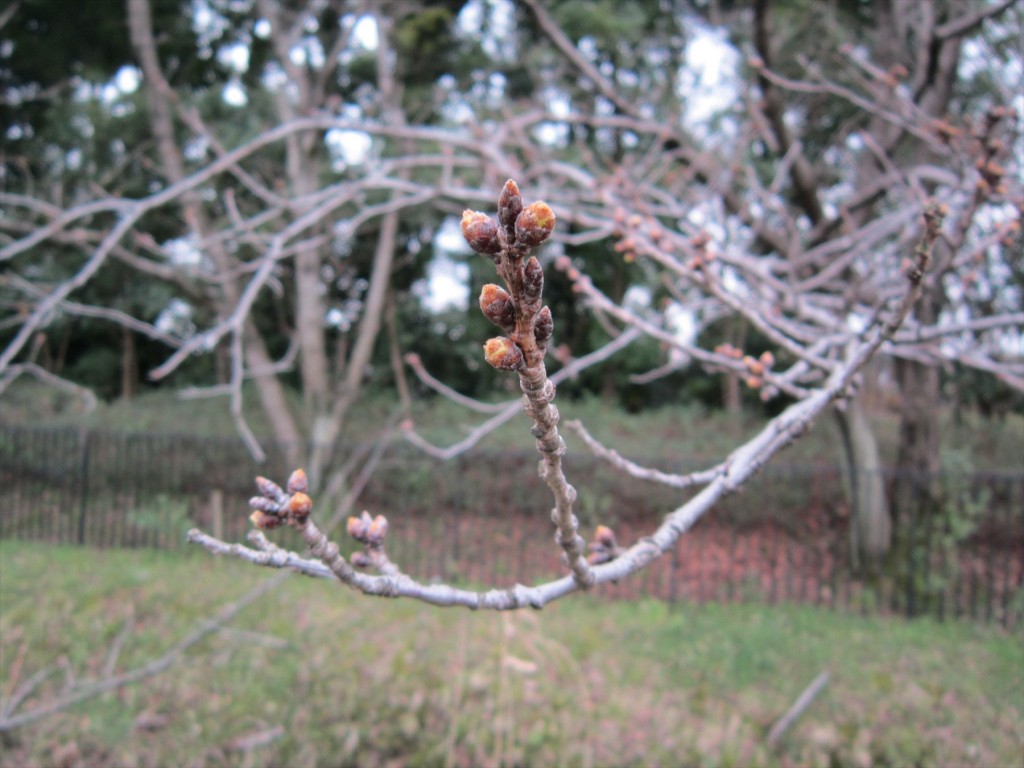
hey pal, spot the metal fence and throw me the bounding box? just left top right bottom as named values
left=1, top=424, right=1021, bottom=627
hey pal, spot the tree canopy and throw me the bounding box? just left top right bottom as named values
left=2, top=0, right=1021, bottom=497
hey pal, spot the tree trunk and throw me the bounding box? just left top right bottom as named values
left=121, top=326, right=138, bottom=400
left=893, top=358, right=941, bottom=512
left=386, top=293, right=412, bottom=417
left=834, top=397, right=891, bottom=571
left=891, top=285, right=944, bottom=517
left=128, top=0, right=302, bottom=461
left=286, top=138, right=330, bottom=415
left=306, top=204, right=399, bottom=489
left=723, top=318, right=746, bottom=415
left=855, top=1, right=965, bottom=574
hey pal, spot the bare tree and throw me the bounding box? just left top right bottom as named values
left=186, top=3, right=1020, bottom=606
left=188, top=174, right=972, bottom=609
left=3, top=0, right=1021, bottom=612
left=6, top=1, right=1021, bottom=745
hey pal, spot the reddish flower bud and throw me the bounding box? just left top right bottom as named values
left=287, top=492, right=313, bottom=520
left=366, top=514, right=389, bottom=545
left=514, top=202, right=556, bottom=248
left=483, top=337, right=525, bottom=371
left=461, top=210, right=502, bottom=255
left=479, top=284, right=516, bottom=331
left=523, top=256, right=544, bottom=303
left=533, top=306, right=553, bottom=346
left=250, top=510, right=282, bottom=530
left=498, top=179, right=523, bottom=229
left=287, top=468, right=308, bottom=494
left=743, top=355, right=764, bottom=376
left=347, top=514, right=368, bottom=541
left=759, top=351, right=775, bottom=369
left=595, top=524, right=617, bottom=548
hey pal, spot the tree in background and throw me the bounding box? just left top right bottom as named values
left=2, top=0, right=1021, bottom=603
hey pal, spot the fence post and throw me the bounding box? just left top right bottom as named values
left=76, top=427, right=91, bottom=545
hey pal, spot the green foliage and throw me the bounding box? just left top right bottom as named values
left=1, top=0, right=214, bottom=137
left=886, top=442, right=1016, bottom=621
left=550, top=0, right=654, bottom=44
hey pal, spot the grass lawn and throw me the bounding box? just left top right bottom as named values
left=1, top=542, right=1021, bottom=768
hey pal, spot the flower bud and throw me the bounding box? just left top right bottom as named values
left=286, top=468, right=308, bottom=494
left=366, top=514, right=389, bottom=545
left=523, top=256, right=544, bottom=303
left=498, top=179, right=523, bottom=229
left=250, top=510, right=282, bottom=530
left=483, top=337, right=525, bottom=371
left=287, top=492, right=313, bottom=520
left=347, top=513, right=370, bottom=542
left=514, top=202, right=556, bottom=248
left=479, top=284, right=516, bottom=331
left=461, top=210, right=502, bottom=255
left=595, top=524, right=617, bottom=548
left=533, top=306, right=553, bottom=346
left=255, top=475, right=286, bottom=503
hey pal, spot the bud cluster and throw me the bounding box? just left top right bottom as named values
left=461, top=181, right=556, bottom=259
left=967, top=107, right=1012, bottom=198
left=249, top=469, right=312, bottom=530
left=712, top=345, right=776, bottom=390
left=742, top=351, right=775, bottom=389
left=687, top=231, right=716, bottom=270
left=462, top=180, right=558, bottom=372
left=610, top=209, right=676, bottom=265
left=714, top=343, right=744, bottom=360
left=347, top=510, right=389, bottom=547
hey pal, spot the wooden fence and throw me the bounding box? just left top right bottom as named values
left=1, top=424, right=1021, bottom=627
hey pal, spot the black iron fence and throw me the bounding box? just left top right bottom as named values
left=1, top=424, right=1021, bottom=627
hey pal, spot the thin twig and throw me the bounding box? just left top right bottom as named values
left=767, top=671, right=831, bottom=746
